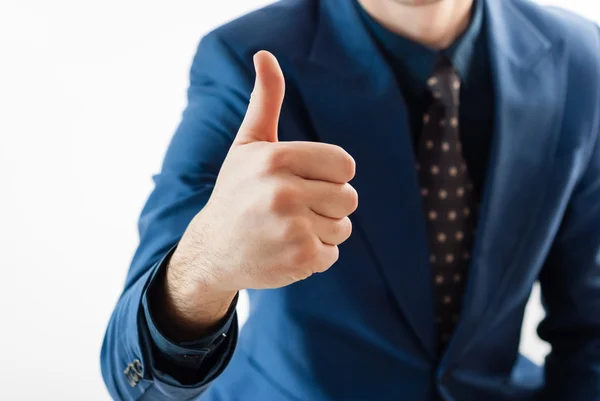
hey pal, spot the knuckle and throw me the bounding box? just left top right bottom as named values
left=264, top=147, right=289, bottom=173
left=329, top=219, right=343, bottom=238
left=282, top=217, right=310, bottom=240
left=331, top=245, right=340, bottom=264
left=339, top=150, right=356, bottom=181
left=290, top=237, right=320, bottom=267
left=329, top=217, right=350, bottom=240
left=316, top=245, right=339, bottom=273
left=270, top=184, right=298, bottom=213
left=338, top=217, right=353, bottom=242
left=344, top=184, right=359, bottom=213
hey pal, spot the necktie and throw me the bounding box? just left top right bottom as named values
left=416, top=56, right=477, bottom=352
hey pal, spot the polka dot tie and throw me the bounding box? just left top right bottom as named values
left=416, top=56, right=476, bottom=353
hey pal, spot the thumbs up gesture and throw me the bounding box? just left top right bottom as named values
left=162, top=52, right=357, bottom=335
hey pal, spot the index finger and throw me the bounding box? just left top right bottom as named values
left=273, top=141, right=355, bottom=184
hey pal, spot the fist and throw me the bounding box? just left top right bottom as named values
left=169, top=51, right=358, bottom=295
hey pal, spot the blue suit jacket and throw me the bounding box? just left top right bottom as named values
left=101, top=0, right=600, bottom=399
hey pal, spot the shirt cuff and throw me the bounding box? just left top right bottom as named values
left=141, top=245, right=238, bottom=385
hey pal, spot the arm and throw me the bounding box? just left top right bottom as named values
left=537, top=106, right=600, bottom=398
left=100, top=32, right=251, bottom=401
left=101, top=28, right=358, bottom=400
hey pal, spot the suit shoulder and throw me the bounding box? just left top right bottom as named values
left=513, top=0, right=600, bottom=145
left=513, top=0, right=600, bottom=68
left=204, top=0, right=317, bottom=64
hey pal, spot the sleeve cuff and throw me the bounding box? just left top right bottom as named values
left=140, top=245, right=239, bottom=386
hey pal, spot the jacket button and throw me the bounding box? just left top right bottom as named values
left=132, top=359, right=143, bottom=376
left=124, top=360, right=143, bottom=387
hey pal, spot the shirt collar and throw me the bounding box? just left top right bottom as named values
left=356, top=0, right=484, bottom=92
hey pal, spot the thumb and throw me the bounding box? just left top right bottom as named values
left=235, top=50, right=285, bottom=145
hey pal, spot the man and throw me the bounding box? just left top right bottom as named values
left=101, top=0, right=600, bottom=399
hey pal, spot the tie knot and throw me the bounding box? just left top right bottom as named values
left=427, top=56, right=461, bottom=108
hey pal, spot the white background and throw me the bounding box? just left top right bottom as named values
left=0, top=0, right=597, bottom=399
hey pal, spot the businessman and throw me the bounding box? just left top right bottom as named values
left=101, top=0, right=600, bottom=399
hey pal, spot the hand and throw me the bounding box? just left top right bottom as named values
left=160, top=51, right=358, bottom=337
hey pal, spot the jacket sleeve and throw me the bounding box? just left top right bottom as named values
left=537, top=27, right=600, bottom=397
left=100, top=31, right=253, bottom=401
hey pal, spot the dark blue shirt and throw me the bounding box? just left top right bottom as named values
left=355, top=0, right=494, bottom=196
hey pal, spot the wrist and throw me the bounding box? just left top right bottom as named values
left=155, top=251, right=237, bottom=342
left=171, top=210, right=241, bottom=295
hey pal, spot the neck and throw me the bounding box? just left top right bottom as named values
left=357, top=0, right=474, bottom=49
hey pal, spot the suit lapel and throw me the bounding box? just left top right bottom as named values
left=289, top=0, right=567, bottom=362
left=291, top=0, right=436, bottom=359
left=445, top=0, right=567, bottom=361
